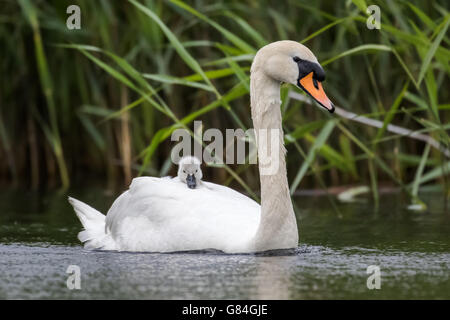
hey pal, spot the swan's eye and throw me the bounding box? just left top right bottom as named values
left=293, top=56, right=301, bottom=63
left=195, top=170, right=198, bottom=173
left=183, top=170, right=186, bottom=173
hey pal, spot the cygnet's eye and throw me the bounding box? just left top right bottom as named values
left=195, top=169, right=198, bottom=173
left=183, top=170, right=186, bottom=173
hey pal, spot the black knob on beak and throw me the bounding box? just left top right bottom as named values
left=186, top=174, right=196, bottom=189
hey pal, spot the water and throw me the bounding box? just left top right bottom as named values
left=0, top=188, right=449, bottom=299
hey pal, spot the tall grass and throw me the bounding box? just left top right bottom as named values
left=0, top=0, right=449, bottom=206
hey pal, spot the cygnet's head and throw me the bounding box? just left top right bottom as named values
left=177, top=156, right=202, bottom=189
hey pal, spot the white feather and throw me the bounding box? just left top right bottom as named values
left=68, top=41, right=327, bottom=253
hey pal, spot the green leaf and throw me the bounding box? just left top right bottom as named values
left=285, top=120, right=327, bottom=143
left=417, top=15, right=450, bottom=85
left=407, top=3, right=436, bottom=30
left=411, top=143, right=431, bottom=199
left=374, top=81, right=409, bottom=143
left=411, top=161, right=450, bottom=186
left=351, top=0, right=367, bottom=13
left=170, top=0, right=256, bottom=54
left=184, top=67, right=249, bottom=82
left=129, top=0, right=215, bottom=92
left=304, top=133, right=349, bottom=172
left=301, top=18, right=351, bottom=44
left=77, top=112, right=106, bottom=150
left=223, top=11, right=267, bottom=48
left=138, top=83, right=248, bottom=165
left=321, top=44, right=392, bottom=66
left=339, top=134, right=358, bottom=178
left=142, top=73, right=214, bottom=92
left=290, top=121, right=336, bottom=194
left=216, top=43, right=250, bottom=92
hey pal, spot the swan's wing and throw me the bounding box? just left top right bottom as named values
left=201, top=180, right=260, bottom=206
left=104, top=176, right=260, bottom=252
left=104, top=177, right=161, bottom=233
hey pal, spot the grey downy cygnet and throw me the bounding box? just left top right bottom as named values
left=177, top=156, right=202, bottom=189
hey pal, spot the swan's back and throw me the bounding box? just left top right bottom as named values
left=104, top=177, right=261, bottom=253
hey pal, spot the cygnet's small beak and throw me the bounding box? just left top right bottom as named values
left=186, top=174, right=196, bottom=189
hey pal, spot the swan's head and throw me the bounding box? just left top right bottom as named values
left=177, top=156, right=202, bottom=189
left=252, top=40, right=334, bottom=113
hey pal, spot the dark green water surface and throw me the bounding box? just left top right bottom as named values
left=0, top=189, right=449, bottom=299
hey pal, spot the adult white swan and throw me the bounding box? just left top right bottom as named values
left=69, top=40, right=334, bottom=253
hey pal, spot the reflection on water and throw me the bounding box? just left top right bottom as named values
left=0, top=188, right=449, bottom=299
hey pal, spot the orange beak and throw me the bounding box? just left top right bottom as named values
left=299, top=72, right=334, bottom=113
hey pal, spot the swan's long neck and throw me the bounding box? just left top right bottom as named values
left=250, top=69, right=299, bottom=251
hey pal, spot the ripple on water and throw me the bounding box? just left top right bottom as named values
left=0, top=243, right=449, bottom=299
left=0, top=191, right=449, bottom=299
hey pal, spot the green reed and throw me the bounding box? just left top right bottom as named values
left=0, top=0, right=449, bottom=208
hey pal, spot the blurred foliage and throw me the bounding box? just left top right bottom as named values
left=0, top=0, right=449, bottom=205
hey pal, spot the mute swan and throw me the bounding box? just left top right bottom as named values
left=177, top=156, right=202, bottom=189
left=68, top=40, right=334, bottom=253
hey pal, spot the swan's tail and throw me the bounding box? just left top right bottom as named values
left=68, top=197, right=114, bottom=250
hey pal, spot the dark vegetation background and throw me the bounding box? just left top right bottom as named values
left=0, top=0, right=449, bottom=206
